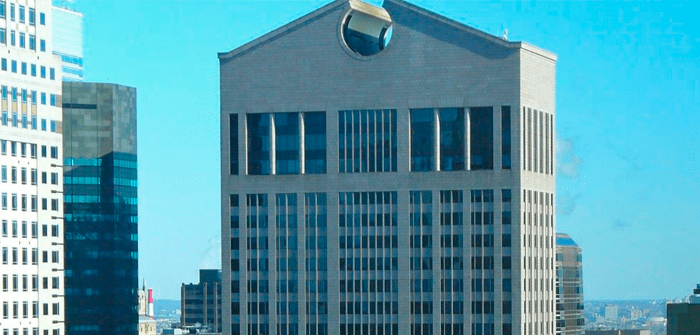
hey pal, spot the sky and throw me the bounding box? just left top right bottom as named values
left=70, top=0, right=699, bottom=301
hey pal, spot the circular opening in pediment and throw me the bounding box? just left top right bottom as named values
left=341, top=9, right=393, bottom=57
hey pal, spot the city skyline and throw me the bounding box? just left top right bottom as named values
left=67, top=0, right=699, bottom=301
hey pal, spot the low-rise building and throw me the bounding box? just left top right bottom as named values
left=667, top=284, right=700, bottom=335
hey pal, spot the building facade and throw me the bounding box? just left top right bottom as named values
left=555, top=233, right=584, bottom=335
left=667, top=284, right=700, bottom=335
left=61, top=82, right=138, bottom=335
left=219, top=1, right=557, bottom=335
left=182, top=269, right=222, bottom=333
left=50, top=2, right=82, bottom=81
left=0, top=0, right=66, bottom=334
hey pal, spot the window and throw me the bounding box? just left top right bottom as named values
left=51, top=199, right=58, bottom=211
left=11, top=60, right=16, bottom=73
left=51, top=251, right=58, bottom=263
left=9, top=3, right=13, bottom=21
left=19, top=32, right=25, bottom=48
left=40, top=39, right=45, bottom=52
left=50, top=146, right=58, bottom=159
left=31, top=65, right=36, bottom=77
left=1, top=59, right=5, bottom=71
left=470, top=107, right=494, bottom=170
left=439, top=108, right=466, bottom=171
left=29, top=34, right=35, bottom=50
left=40, top=66, right=45, bottom=78
left=229, top=114, right=239, bottom=175
left=50, top=173, right=58, bottom=185
left=0, top=1, right=4, bottom=18
left=10, top=30, right=14, bottom=46
left=246, top=113, right=271, bottom=175
left=274, top=112, right=300, bottom=174
left=18, top=5, right=24, bottom=23
left=50, top=94, right=56, bottom=106
left=502, top=106, right=512, bottom=169
left=40, top=12, right=45, bottom=25
left=0, top=28, right=5, bottom=44
left=28, top=8, right=34, bottom=25
left=49, top=68, right=54, bottom=80
left=304, top=112, right=326, bottom=174
left=410, top=108, right=434, bottom=171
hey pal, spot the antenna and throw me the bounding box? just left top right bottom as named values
left=502, top=29, right=509, bottom=41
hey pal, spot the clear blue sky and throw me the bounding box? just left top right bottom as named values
left=71, top=0, right=699, bottom=300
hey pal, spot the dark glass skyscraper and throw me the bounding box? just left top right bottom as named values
left=62, top=82, right=138, bottom=335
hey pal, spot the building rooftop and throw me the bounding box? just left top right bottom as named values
left=557, top=233, right=580, bottom=247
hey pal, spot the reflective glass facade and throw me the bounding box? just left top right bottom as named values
left=339, top=109, right=397, bottom=173
left=51, top=6, right=83, bottom=81
left=470, top=107, right=493, bottom=171
left=62, top=83, right=138, bottom=335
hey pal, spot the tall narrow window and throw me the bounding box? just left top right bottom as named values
left=338, top=109, right=396, bottom=173
left=274, top=113, right=300, bottom=175
left=470, top=107, right=493, bottom=170
left=501, top=106, right=511, bottom=170
left=229, top=114, right=238, bottom=175
left=304, top=112, right=326, bottom=174
left=439, top=108, right=465, bottom=171
left=410, top=109, right=434, bottom=172
left=246, top=113, right=270, bottom=175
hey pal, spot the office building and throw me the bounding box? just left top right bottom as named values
left=62, top=82, right=138, bottom=335
left=182, top=270, right=222, bottom=333
left=0, top=0, right=66, bottom=335
left=556, top=233, right=584, bottom=335
left=219, top=0, right=557, bottom=334
left=51, top=0, right=82, bottom=81
left=667, top=284, right=700, bottom=335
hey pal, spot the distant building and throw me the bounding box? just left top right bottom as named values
left=51, top=1, right=83, bottom=81
left=556, top=233, right=585, bottom=335
left=605, top=304, right=619, bottom=320
left=137, top=282, right=156, bottom=335
left=182, top=270, right=222, bottom=333
left=586, top=331, right=650, bottom=335
left=667, top=284, right=700, bottom=335
left=62, top=82, right=138, bottom=335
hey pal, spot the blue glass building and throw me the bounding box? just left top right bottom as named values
left=62, top=82, right=138, bottom=335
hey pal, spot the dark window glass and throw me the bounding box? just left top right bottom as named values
left=304, top=112, right=326, bottom=174
left=247, top=113, right=270, bottom=175
left=470, top=107, right=493, bottom=170
left=274, top=113, right=299, bottom=174
left=439, top=108, right=465, bottom=171
left=410, top=108, right=434, bottom=171
left=502, top=106, right=511, bottom=169
left=229, top=114, right=238, bottom=175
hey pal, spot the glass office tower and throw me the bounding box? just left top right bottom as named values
left=51, top=1, right=83, bottom=81
left=555, top=234, right=584, bottom=335
left=62, top=82, right=138, bottom=335
left=220, top=1, right=557, bottom=335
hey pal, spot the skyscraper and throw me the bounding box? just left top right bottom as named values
left=181, top=269, right=223, bottom=332
left=1, top=1, right=66, bottom=334
left=219, top=0, right=557, bottom=335
left=61, top=82, right=138, bottom=335
left=51, top=0, right=82, bottom=81
left=555, top=233, right=584, bottom=335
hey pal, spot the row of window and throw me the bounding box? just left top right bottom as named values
left=1, top=220, right=60, bottom=238
left=2, top=274, right=60, bottom=292
left=2, top=247, right=60, bottom=265
left=1, top=141, right=59, bottom=158
left=1, top=193, right=60, bottom=212
left=0, top=1, right=44, bottom=25
left=1, top=301, right=60, bottom=319
left=1, top=112, right=60, bottom=131
left=2, top=166, right=60, bottom=185
left=1, top=329, right=61, bottom=335
left=0, top=28, right=45, bottom=51
left=231, top=106, right=513, bottom=175
left=1, top=60, right=54, bottom=80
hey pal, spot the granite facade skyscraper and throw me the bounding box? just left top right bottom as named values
left=219, top=1, right=557, bottom=335
left=555, top=233, right=584, bottom=335
left=1, top=1, right=66, bottom=334
left=61, top=82, right=138, bottom=335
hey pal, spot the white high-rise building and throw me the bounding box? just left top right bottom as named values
left=1, top=1, right=65, bottom=335
left=50, top=1, right=82, bottom=81
left=219, top=1, right=557, bottom=335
